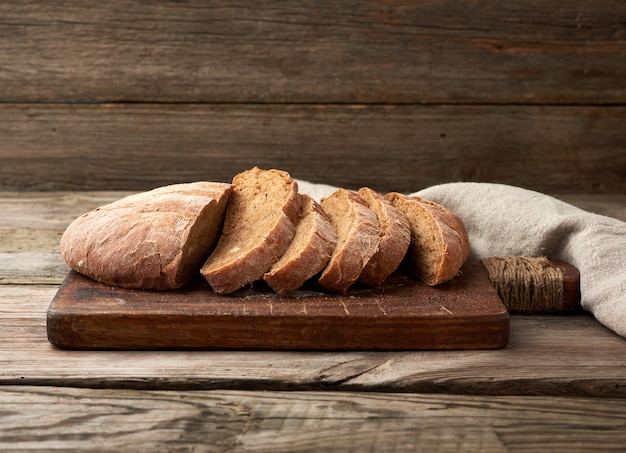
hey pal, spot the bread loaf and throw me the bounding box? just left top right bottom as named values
left=263, top=194, right=338, bottom=294
left=386, top=192, right=470, bottom=285
left=357, top=187, right=411, bottom=287
left=60, top=182, right=232, bottom=290
left=201, top=167, right=301, bottom=294
left=317, top=189, right=381, bottom=293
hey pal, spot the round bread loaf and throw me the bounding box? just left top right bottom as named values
left=386, top=192, right=470, bottom=286
left=263, top=194, right=338, bottom=294
left=60, top=182, right=232, bottom=290
left=201, top=167, right=301, bottom=294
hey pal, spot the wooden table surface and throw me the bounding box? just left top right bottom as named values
left=2, top=191, right=626, bottom=452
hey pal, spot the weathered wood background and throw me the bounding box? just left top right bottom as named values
left=1, top=3, right=625, bottom=448
left=1, top=1, right=624, bottom=193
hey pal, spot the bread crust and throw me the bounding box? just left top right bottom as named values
left=317, top=189, right=381, bottom=294
left=60, top=182, right=232, bottom=290
left=386, top=192, right=470, bottom=285
left=264, top=194, right=338, bottom=294
left=200, top=167, right=301, bottom=294
left=357, top=187, right=411, bottom=287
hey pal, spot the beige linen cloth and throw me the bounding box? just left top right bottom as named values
left=298, top=181, right=626, bottom=339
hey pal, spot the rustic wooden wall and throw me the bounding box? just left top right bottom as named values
left=1, top=1, right=624, bottom=193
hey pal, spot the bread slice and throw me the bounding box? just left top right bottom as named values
left=60, top=182, right=232, bottom=290
left=201, top=167, right=301, bottom=294
left=263, top=194, right=338, bottom=294
left=357, top=187, right=411, bottom=287
left=317, top=189, right=381, bottom=293
left=386, top=192, right=470, bottom=286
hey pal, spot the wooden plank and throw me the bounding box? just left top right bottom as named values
left=0, top=252, right=67, bottom=285
left=2, top=387, right=626, bottom=452
left=1, top=104, right=625, bottom=194
left=1, top=1, right=625, bottom=104
left=2, top=284, right=625, bottom=397
left=46, top=261, right=509, bottom=351
left=0, top=192, right=134, bottom=229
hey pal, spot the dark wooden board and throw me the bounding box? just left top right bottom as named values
left=46, top=259, right=509, bottom=351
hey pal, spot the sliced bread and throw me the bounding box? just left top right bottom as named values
left=201, top=167, right=301, bottom=294
left=60, top=181, right=232, bottom=290
left=263, top=194, right=338, bottom=294
left=357, top=187, right=411, bottom=287
left=317, top=189, right=381, bottom=293
left=386, top=192, right=470, bottom=286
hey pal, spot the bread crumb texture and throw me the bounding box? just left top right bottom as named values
left=200, top=167, right=301, bottom=294
left=60, top=167, right=470, bottom=294
left=264, top=193, right=338, bottom=294
left=386, top=192, right=469, bottom=286
left=317, top=189, right=382, bottom=294
left=357, top=187, right=411, bottom=287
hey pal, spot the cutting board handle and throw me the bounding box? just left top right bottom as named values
left=481, top=256, right=580, bottom=313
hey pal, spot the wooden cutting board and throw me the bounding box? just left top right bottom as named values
left=46, top=258, right=509, bottom=350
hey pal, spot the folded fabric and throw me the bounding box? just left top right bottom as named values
left=416, top=183, right=626, bottom=338
left=298, top=180, right=626, bottom=339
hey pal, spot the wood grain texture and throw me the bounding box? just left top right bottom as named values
left=1, top=0, right=624, bottom=444
left=0, top=192, right=625, bottom=449
left=2, top=284, right=625, bottom=397
left=2, top=104, right=625, bottom=193
left=2, top=386, right=626, bottom=452
left=0, top=1, right=624, bottom=104
left=46, top=261, right=509, bottom=351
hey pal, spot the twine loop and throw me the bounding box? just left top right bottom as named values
left=481, top=256, right=564, bottom=312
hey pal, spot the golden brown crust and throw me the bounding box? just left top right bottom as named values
left=357, top=187, right=411, bottom=287
left=263, top=194, right=338, bottom=294
left=60, top=182, right=232, bottom=290
left=317, top=189, right=381, bottom=294
left=200, top=167, right=301, bottom=294
left=386, top=192, right=470, bottom=286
